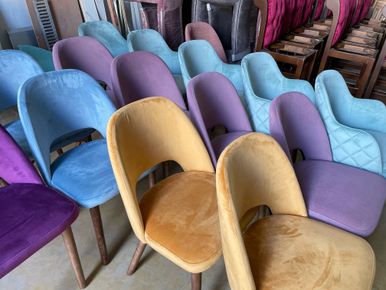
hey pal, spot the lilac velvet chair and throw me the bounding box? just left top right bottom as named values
left=270, top=92, right=386, bottom=237
left=111, top=51, right=187, bottom=112
left=53, top=36, right=118, bottom=106
left=0, top=125, right=86, bottom=288
left=187, top=72, right=252, bottom=165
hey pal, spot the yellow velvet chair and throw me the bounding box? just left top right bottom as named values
left=216, top=133, right=375, bottom=290
left=107, top=97, right=221, bottom=290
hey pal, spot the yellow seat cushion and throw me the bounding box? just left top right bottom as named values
left=140, top=171, right=221, bottom=273
left=245, top=215, right=375, bottom=290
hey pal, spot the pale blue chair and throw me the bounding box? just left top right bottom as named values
left=18, top=69, right=119, bottom=265
left=78, top=20, right=129, bottom=57
left=241, top=52, right=315, bottom=134
left=127, top=29, right=185, bottom=94
left=178, top=40, right=243, bottom=97
left=315, top=70, right=386, bottom=178
left=18, top=45, right=55, bottom=72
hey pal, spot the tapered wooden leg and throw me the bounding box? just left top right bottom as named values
left=148, top=172, right=155, bottom=188
left=89, top=206, right=109, bottom=265
left=62, top=226, right=87, bottom=289
left=127, top=241, right=146, bottom=275
left=191, top=273, right=202, bottom=290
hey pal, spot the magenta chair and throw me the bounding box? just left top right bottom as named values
left=187, top=72, right=252, bottom=165
left=0, top=125, right=86, bottom=288
left=270, top=92, right=386, bottom=237
left=52, top=36, right=118, bottom=106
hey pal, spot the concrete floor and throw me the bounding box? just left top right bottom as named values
left=1, top=108, right=386, bottom=290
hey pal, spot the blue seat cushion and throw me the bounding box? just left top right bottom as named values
left=51, top=139, right=119, bottom=208
left=365, top=130, right=386, bottom=178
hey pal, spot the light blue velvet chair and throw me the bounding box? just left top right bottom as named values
left=18, top=45, right=55, bottom=72
left=127, top=29, right=185, bottom=94
left=78, top=20, right=129, bottom=57
left=18, top=69, right=119, bottom=265
left=241, top=52, right=315, bottom=134
left=315, top=70, right=386, bottom=178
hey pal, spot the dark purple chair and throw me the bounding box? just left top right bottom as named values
left=0, top=125, right=85, bottom=288
left=52, top=36, right=118, bottom=106
left=270, top=92, right=386, bottom=237
left=187, top=72, right=252, bottom=165
left=111, top=51, right=187, bottom=112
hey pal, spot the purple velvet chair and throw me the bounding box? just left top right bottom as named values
left=187, top=72, right=252, bottom=165
left=270, top=92, right=386, bottom=237
left=52, top=36, right=118, bottom=106
left=0, top=125, right=85, bottom=288
left=111, top=51, right=187, bottom=112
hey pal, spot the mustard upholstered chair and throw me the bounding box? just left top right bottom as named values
left=216, top=133, right=375, bottom=290
left=107, top=97, right=221, bottom=290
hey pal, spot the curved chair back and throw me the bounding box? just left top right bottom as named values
left=127, top=29, right=181, bottom=75
left=18, top=70, right=116, bottom=183
left=352, top=0, right=365, bottom=25
left=216, top=133, right=307, bottom=290
left=270, top=92, right=332, bottom=162
left=78, top=21, right=129, bottom=57
left=111, top=51, right=186, bottom=109
left=52, top=36, right=117, bottom=105
left=185, top=22, right=227, bottom=63
left=187, top=72, right=251, bottom=164
left=314, top=0, right=325, bottom=20
left=0, top=125, right=42, bottom=185
left=107, top=97, right=213, bottom=242
left=18, top=45, right=55, bottom=72
left=0, top=50, right=43, bottom=111
left=360, top=0, right=372, bottom=21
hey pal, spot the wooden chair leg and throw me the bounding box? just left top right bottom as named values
left=56, top=148, right=64, bottom=155
left=127, top=241, right=146, bottom=275
left=89, top=206, right=109, bottom=265
left=62, top=226, right=87, bottom=289
left=191, top=273, right=202, bottom=290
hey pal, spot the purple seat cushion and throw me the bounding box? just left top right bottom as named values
left=0, top=183, right=78, bottom=277
left=211, top=131, right=251, bottom=159
left=295, top=160, right=386, bottom=237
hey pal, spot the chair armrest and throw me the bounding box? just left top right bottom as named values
left=223, top=64, right=244, bottom=96
left=282, top=78, right=316, bottom=103
left=349, top=98, right=386, bottom=133
left=243, top=89, right=271, bottom=134
left=166, top=50, right=182, bottom=75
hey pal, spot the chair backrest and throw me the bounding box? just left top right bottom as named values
left=187, top=72, right=251, bottom=164
left=185, top=22, right=227, bottom=63
left=216, top=133, right=307, bottom=290
left=261, top=0, right=287, bottom=48
left=0, top=50, right=43, bottom=111
left=127, top=29, right=181, bottom=75
left=111, top=51, right=186, bottom=109
left=352, top=0, right=364, bottom=25
left=18, top=45, right=55, bottom=72
left=332, top=0, right=356, bottom=46
left=360, top=0, right=372, bottom=21
left=53, top=36, right=115, bottom=102
left=18, top=70, right=116, bottom=182
left=107, top=97, right=213, bottom=242
left=78, top=21, right=129, bottom=57
left=270, top=92, right=333, bottom=161
left=0, top=125, right=42, bottom=185
left=314, top=0, right=325, bottom=20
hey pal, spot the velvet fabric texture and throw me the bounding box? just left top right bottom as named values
left=216, top=133, right=375, bottom=290
left=111, top=51, right=186, bottom=111
left=178, top=40, right=243, bottom=96
left=127, top=29, right=185, bottom=95
left=191, top=0, right=258, bottom=61
left=332, top=0, right=356, bottom=46
left=18, top=45, right=55, bottom=72
left=314, top=0, right=325, bottom=20
left=52, top=36, right=117, bottom=106
left=315, top=70, right=386, bottom=177
left=187, top=72, right=251, bottom=165
left=0, top=125, right=79, bottom=278
left=241, top=52, right=315, bottom=133
left=78, top=21, right=129, bottom=57
left=185, top=22, right=227, bottom=63
left=269, top=92, right=386, bottom=236
left=107, top=97, right=221, bottom=273
left=18, top=70, right=119, bottom=208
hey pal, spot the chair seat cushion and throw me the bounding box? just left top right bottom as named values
left=365, top=129, right=386, bottom=178
left=140, top=171, right=221, bottom=273
left=0, top=183, right=78, bottom=277
left=5, top=120, right=32, bottom=158
left=295, top=160, right=386, bottom=236
left=51, top=140, right=118, bottom=208
left=211, top=131, right=251, bottom=158
left=245, top=214, right=375, bottom=290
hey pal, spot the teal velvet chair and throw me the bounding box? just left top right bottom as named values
left=315, top=70, right=386, bottom=178
left=18, top=45, right=55, bottom=72
left=178, top=40, right=243, bottom=97
left=18, top=69, right=119, bottom=265
left=127, top=29, right=185, bottom=94
left=241, top=52, right=315, bottom=134
left=78, top=20, right=129, bottom=57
